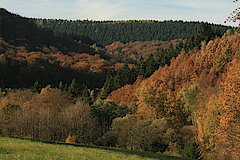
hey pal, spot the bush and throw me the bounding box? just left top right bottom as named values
left=91, top=99, right=130, bottom=135
left=108, top=116, right=178, bottom=152
left=181, top=141, right=201, bottom=159
left=63, top=101, right=100, bottom=144
left=0, top=104, right=20, bottom=136
left=65, top=135, right=77, bottom=144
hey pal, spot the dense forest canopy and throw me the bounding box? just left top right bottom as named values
left=34, top=19, right=230, bottom=45
left=0, top=8, right=226, bottom=92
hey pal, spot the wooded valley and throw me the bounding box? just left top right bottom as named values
left=0, top=7, right=239, bottom=160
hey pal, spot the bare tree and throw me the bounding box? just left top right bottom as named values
left=225, top=0, right=240, bottom=26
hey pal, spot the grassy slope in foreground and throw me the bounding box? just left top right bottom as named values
left=0, top=137, right=191, bottom=160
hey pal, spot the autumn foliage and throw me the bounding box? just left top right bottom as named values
left=0, top=8, right=239, bottom=158
left=106, top=40, right=182, bottom=61
left=107, top=76, right=143, bottom=107
left=0, top=87, right=99, bottom=143
left=108, top=34, right=240, bottom=158
left=216, top=59, right=240, bottom=160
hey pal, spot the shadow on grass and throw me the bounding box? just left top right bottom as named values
left=7, top=137, right=192, bottom=160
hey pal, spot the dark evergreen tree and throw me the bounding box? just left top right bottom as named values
left=183, top=22, right=218, bottom=52
left=31, top=81, right=41, bottom=93
left=68, top=79, right=80, bottom=97
left=34, top=19, right=229, bottom=46
left=58, top=81, right=64, bottom=91
left=63, top=83, right=68, bottom=92
left=118, top=63, right=136, bottom=86
left=101, top=65, right=137, bottom=98
left=136, top=57, right=146, bottom=76
left=195, top=22, right=215, bottom=47
left=101, top=74, right=114, bottom=99
left=144, top=54, right=159, bottom=78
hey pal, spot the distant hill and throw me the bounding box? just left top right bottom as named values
left=34, top=19, right=230, bottom=45
left=0, top=8, right=94, bottom=55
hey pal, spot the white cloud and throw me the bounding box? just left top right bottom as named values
left=0, top=0, right=238, bottom=25
left=160, top=0, right=233, bottom=10
left=73, top=0, right=125, bottom=20
left=1, top=0, right=126, bottom=20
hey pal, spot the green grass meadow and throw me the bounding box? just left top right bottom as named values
left=0, top=137, right=191, bottom=160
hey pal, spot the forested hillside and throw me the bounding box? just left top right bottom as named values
left=1, top=32, right=238, bottom=159
left=0, top=8, right=94, bottom=55
left=0, top=7, right=239, bottom=160
left=105, top=39, right=182, bottom=61
left=34, top=19, right=229, bottom=45
left=1, top=9, right=222, bottom=92
left=108, top=34, right=240, bottom=159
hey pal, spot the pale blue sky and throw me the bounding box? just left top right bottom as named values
left=0, top=0, right=238, bottom=25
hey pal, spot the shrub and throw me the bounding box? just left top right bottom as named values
left=63, top=101, right=100, bottom=144
left=109, top=115, right=178, bottom=152
left=65, top=135, right=77, bottom=144
left=181, top=141, right=201, bottom=159
left=91, top=99, right=130, bottom=135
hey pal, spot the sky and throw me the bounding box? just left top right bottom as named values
left=0, top=0, right=238, bottom=26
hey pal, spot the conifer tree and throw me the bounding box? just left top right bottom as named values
left=58, top=81, right=64, bottom=91
left=144, top=54, right=158, bottom=78
left=68, top=79, right=80, bottom=97
left=31, top=81, right=41, bottom=93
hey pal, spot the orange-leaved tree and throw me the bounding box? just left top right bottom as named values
left=216, top=59, right=240, bottom=160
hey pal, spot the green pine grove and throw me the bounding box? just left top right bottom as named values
left=34, top=19, right=229, bottom=45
